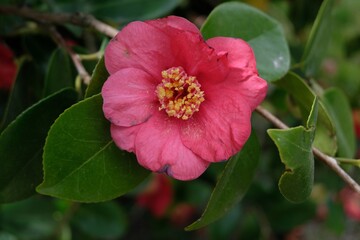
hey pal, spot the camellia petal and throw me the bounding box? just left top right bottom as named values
left=110, top=124, right=140, bottom=153
left=134, top=112, right=210, bottom=181
left=207, top=37, right=257, bottom=72
left=149, top=17, right=229, bottom=80
left=163, top=30, right=228, bottom=80
left=104, top=21, right=175, bottom=78
left=235, top=74, right=267, bottom=110
left=102, top=68, right=157, bottom=127
left=204, top=68, right=267, bottom=111
left=147, top=15, right=200, bottom=34
left=180, top=97, right=252, bottom=162
left=205, top=37, right=267, bottom=110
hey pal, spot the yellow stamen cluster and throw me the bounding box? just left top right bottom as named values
left=156, top=67, right=205, bottom=120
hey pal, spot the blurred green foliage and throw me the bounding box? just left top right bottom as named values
left=1, top=0, right=360, bottom=239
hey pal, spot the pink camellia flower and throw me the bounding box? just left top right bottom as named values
left=102, top=16, right=267, bottom=180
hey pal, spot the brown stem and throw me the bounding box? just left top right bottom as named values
left=49, top=202, right=80, bottom=239
left=47, top=25, right=91, bottom=85
left=255, top=105, right=360, bottom=194
left=0, top=5, right=118, bottom=38
left=312, top=148, right=360, bottom=193
left=255, top=105, right=289, bottom=129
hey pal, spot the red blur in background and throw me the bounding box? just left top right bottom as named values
left=0, top=42, right=17, bottom=91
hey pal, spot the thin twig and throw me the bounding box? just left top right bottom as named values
left=255, top=105, right=360, bottom=194
left=256, top=105, right=289, bottom=129
left=49, top=202, right=80, bottom=239
left=0, top=5, right=118, bottom=38
left=312, top=148, right=360, bottom=193
left=0, top=5, right=111, bottom=85
left=47, top=25, right=91, bottom=85
left=78, top=52, right=102, bottom=61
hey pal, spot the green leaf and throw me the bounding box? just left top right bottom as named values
left=302, top=0, right=335, bottom=77
left=1, top=60, right=42, bottom=130
left=71, top=202, right=127, bottom=238
left=208, top=204, right=242, bottom=239
left=276, top=72, right=337, bottom=156
left=1, top=197, right=58, bottom=239
left=52, top=0, right=181, bottom=23
left=0, top=89, right=78, bottom=203
left=85, top=56, right=109, bottom=98
left=0, top=15, right=24, bottom=35
left=322, top=88, right=356, bottom=158
left=37, top=94, right=149, bottom=202
left=43, top=48, right=74, bottom=97
left=325, top=200, right=346, bottom=235
left=93, top=0, right=181, bottom=22
left=265, top=198, right=316, bottom=233
left=184, top=180, right=212, bottom=207
left=186, top=131, right=260, bottom=230
left=268, top=98, right=318, bottom=203
left=201, top=2, right=290, bottom=82
left=22, top=35, right=56, bottom=70
left=306, top=98, right=319, bottom=132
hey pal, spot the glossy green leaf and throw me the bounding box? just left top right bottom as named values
left=85, top=56, right=109, bottom=98
left=71, top=202, right=127, bottom=238
left=0, top=89, right=78, bottom=203
left=22, top=35, right=56, bottom=70
left=0, top=15, right=24, bottom=35
left=1, top=197, right=58, bottom=239
left=208, top=204, right=242, bottom=239
left=52, top=0, right=181, bottom=23
left=268, top=98, right=318, bottom=203
left=93, top=0, right=181, bottom=22
left=276, top=72, right=337, bottom=156
left=43, top=48, right=74, bottom=97
left=322, top=88, right=356, bottom=158
left=325, top=200, right=346, bottom=235
left=37, top=94, right=149, bottom=202
left=1, top=60, right=42, bottom=130
left=302, top=0, right=335, bottom=77
left=186, top=131, right=259, bottom=230
left=265, top=198, right=316, bottom=233
left=201, top=2, right=290, bottom=82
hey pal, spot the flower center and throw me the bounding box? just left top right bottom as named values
left=156, top=67, right=205, bottom=120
